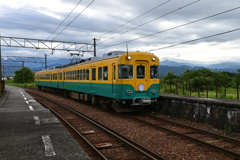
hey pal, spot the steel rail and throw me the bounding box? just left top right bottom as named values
left=125, top=114, right=240, bottom=159
left=27, top=91, right=164, bottom=160
left=147, top=114, right=240, bottom=145
left=33, top=97, right=107, bottom=160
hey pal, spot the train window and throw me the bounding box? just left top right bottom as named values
left=59, top=73, right=62, bottom=80
left=103, top=66, right=108, bottom=80
left=76, top=70, right=79, bottom=80
left=92, top=68, right=96, bottom=80
left=98, top=67, right=102, bottom=80
left=86, top=69, right=89, bottom=80
left=137, top=65, right=145, bottom=79
left=118, top=65, right=133, bottom=79
left=80, top=70, right=82, bottom=80
left=72, top=71, right=74, bottom=80
left=66, top=72, right=68, bottom=80
left=47, top=74, right=51, bottom=80
left=150, top=66, right=158, bottom=79
left=83, top=69, right=86, bottom=80
left=52, top=74, right=57, bottom=80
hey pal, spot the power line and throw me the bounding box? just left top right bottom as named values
left=47, top=0, right=83, bottom=41
left=98, top=0, right=200, bottom=45
left=37, top=0, right=83, bottom=55
left=97, top=6, right=240, bottom=50
left=52, top=0, right=95, bottom=41
left=97, top=0, right=171, bottom=39
left=78, top=0, right=193, bottom=51
left=146, top=28, right=240, bottom=52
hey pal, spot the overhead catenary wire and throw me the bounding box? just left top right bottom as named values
left=97, top=6, right=240, bottom=50
left=78, top=0, right=171, bottom=51
left=97, top=0, right=200, bottom=45
left=97, top=0, right=171, bottom=39
left=45, top=0, right=95, bottom=59
left=146, top=28, right=240, bottom=52
left=52, top=0, right=95, bottom=41
left=46, top=0, right=83, bottom=41
left=36, top=0, right=83, bottom=55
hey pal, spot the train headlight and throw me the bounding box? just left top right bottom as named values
left=152, top=57, right=156, bottom=61
left=138, top=84, right=144, bottom=91
left=127, top=55, right=132, bottom=60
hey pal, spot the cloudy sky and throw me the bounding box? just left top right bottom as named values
left=0, top=0, right=240, bottom=65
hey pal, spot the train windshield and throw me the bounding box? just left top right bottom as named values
left=150, top=65, right=159, bottom=79
left=118, top=65, right=133, bottom=79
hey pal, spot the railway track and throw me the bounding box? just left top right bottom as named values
left=124, top=113, right=240, bottom=159
left=27, top=91, right=164, bottom=160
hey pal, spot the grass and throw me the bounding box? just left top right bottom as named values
left=4, top=80, right=37, bottom=88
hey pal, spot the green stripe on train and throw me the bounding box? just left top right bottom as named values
left=36, top=81, right=159, bottom=99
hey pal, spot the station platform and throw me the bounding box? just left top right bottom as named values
left=0, top=85, right=91, bottom=160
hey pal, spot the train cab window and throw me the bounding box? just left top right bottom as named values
left=137, top=65, right=145, bottom=79
left=98, top=67, right=102, bottom=80
left=118, top=65, right=133, bottom=79
left=150, top=65, right=158, bottom=79
left=92, top=68, right=96, bottom=80
left=103, top=66, right=108, bottom=80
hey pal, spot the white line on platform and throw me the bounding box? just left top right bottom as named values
left=42, top=135, right=56, bottom=156
left=26, top=101, right=29, bottom=104
left=24, top=97, right=27, bottom=100
left=18, top=89, right=23, bottom=94
left=29, top=106, right=34, bottom=110
left=33, top=116, right=40, bottom=125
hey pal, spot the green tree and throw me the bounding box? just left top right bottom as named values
left=181, top=69, right=234, bottom=91
left=14, top=67, right=35, bottom=83
left=163, top=72, right=180, bottom=84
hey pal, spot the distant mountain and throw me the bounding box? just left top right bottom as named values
left=161, top=59, right=196, bottom=67
left=206, top=62, right=240, bottom=69
left=159, top=65, right=205, bottom=77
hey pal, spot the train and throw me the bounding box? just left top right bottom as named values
left=35, top=51, right=160, bottom=112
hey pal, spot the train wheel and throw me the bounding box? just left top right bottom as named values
left=99, top=97, right=110, bottom=109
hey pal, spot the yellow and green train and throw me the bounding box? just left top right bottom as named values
left=35, top=51, right=160, bottom=112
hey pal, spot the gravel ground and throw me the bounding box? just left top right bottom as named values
left=26, top=88, right=240, bottom=160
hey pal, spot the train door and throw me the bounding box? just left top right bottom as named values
left=58, top=72, right=64, bottom=89
left=63, top=72, right=65, bottom=88
left=91, top=67, right=96, bottom=93
left=112, top=64, right=116, bottom=95
left=135, top=61, right=148, bottom=92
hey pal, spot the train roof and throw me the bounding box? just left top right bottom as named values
left=39, top=51, right=126, bottom=72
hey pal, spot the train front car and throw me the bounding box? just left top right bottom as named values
left=113, top=51, right=160, bottom=112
